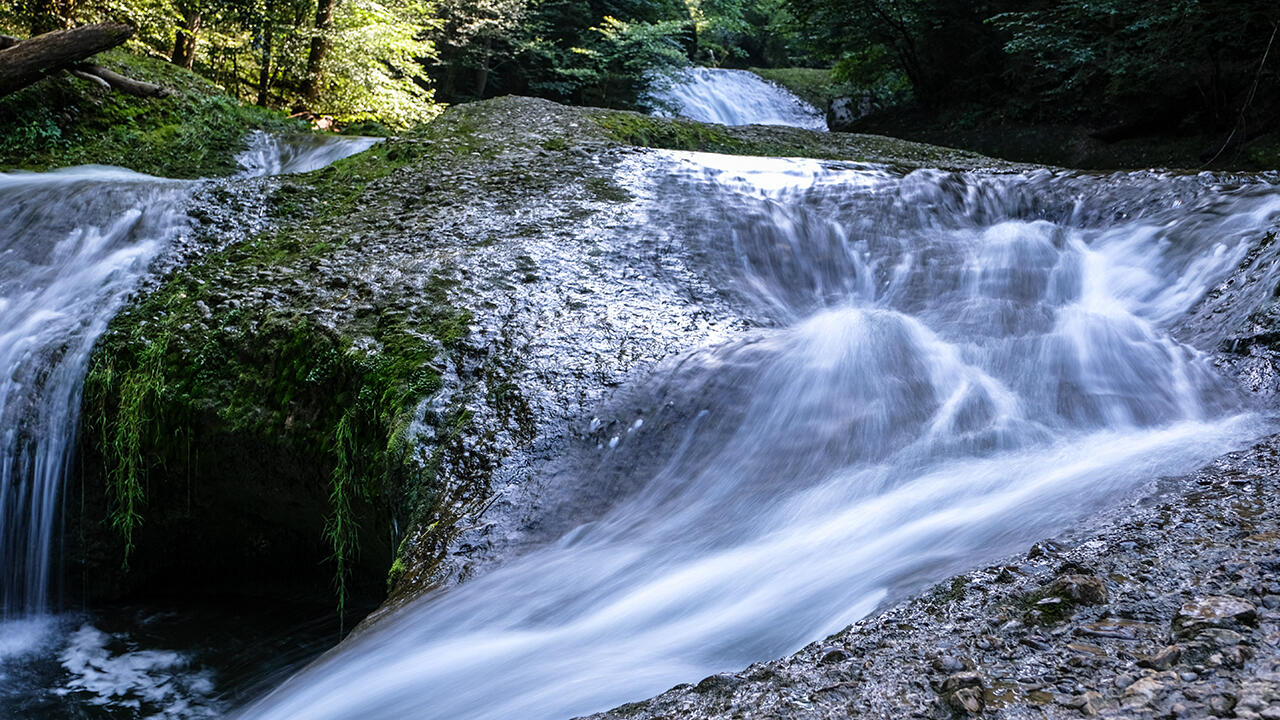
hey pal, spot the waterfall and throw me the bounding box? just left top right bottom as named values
left=0, top=134, right=378, bottom=619
left=236, top=156, right=1280, bottom=720
left=651, top=68, right=828, bottom=130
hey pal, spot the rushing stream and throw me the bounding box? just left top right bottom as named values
left=235, top=158, right=1280, bottom=719
left=0, top=133, right=377, bottom=717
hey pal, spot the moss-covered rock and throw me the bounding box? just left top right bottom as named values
left=747, top=67, right=853, bottom=113
left=74, top=94, right=1016, bottom=620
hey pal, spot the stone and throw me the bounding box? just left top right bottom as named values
left=1123, top=672, right=1176, bottom=705
left=1065, top=691, right=1102, bottom=716
left=1209, top=694, right=1238, bottom=715
left=693, top=673, right=743, bottom=693
left=1174, top=596, right=1258, bottom=637
left=1199, top=628, right=1246, bottom=647
left=931, top=655, right=967, bottom=673
left=819, top=648, right=851, bottom=664
left=825, top=94, right=873, bottom=132
left=1138, top=645, right=1182, bottom=670
left=947, top=686, right=985, bottom=715
left=941, top=671, right=984, bottom=693
left=1049, top=575, right=1109, bottom=605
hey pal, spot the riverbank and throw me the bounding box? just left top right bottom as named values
left=0, top=49, right=304, bottom=177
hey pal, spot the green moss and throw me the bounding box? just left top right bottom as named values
left=589, top=111, right=751, bottom=154
left=748, top=67, right=850, bottom=111
left=82, top=132, right=475, bottom=614
left=1009, top=586, right=1075, bottom=626
left=0, top=48, right=304, bottom=177
left=585, top=176, right=634, bottom=203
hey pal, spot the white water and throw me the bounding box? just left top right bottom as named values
left=235, top=132, right=381, bottom=177
left=0, top=133, right=376, bottom=678
left=651, top=67, right=827, bottom=130
left=0, top=166, right=189, bottom=617
left=237, top=157, right=1280, bottom=720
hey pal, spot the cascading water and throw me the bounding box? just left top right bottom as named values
left=0, top=167, right=191, bottom=617
left=237, top=155, right=1280, bottom=720
left=0, top=133, right=377, bottom=717
left=235, top=131, right=382, bottom=177
left=651, top=67, right=828, bottom=130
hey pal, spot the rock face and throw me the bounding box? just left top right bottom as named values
left=582, top=439, right=1280, bottom=719
left=72, top=97, right=1009, bottom=609
left=826, top=94, right=873, bottom=132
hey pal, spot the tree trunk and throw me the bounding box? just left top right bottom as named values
left=256, top=20, right=274, bottom=106
left=0, top=23, right=133, bottom=97
left=171, top=8, right=202, bottom=69
left=473, top=38, right=491, bottom=98
left=300, top=0, right=337, bottom=106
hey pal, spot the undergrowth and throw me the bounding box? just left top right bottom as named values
left=0, top=49, right=303, bottom=177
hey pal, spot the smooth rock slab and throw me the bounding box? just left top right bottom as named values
left=1174, top=596, right=1258, bottom=637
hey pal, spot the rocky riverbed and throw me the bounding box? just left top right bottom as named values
left=72, top=95, right=1013, bottom=608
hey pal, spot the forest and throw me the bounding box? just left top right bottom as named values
left=8, top=0, right=1280, bottom=719
left=4, top=0, right=1278, bottom=150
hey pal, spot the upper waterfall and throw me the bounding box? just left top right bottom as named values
left=650, top=67, right=828, bottom=130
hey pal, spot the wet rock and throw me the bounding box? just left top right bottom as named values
left=931, top=655, right=968, bottom=673
left=694, top=673, right=743, bottom=693
left=1174, top=596, right=1258, bottom=637
left=947, top=686, right=984, bottom=715
left=1122, top=672, right=1177, bottom=706
left=1063, top=691, right=1102, bottom=716
left=1199, top=628, right=1246, bottom=647
left=1209, top=694, right=1238, bottom=716
left=825, top=95, right=873, bottom=133
left=1137, top=645, right=1182, bottom=670
left=940, top=671, right=984, bottom=693
left=1048, top=575, right=1109, bottom=605
left=818, top=648, right=851, bottom=664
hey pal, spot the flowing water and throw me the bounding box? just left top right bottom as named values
left=651, top=67, right=827, bottom=130
left=0, top=133, right=377, bottom=717
left=234, top=157, right=1280, bottom=720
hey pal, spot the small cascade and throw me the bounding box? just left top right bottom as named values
left=0, top=132, right=377, bottom=620
left=0, top=167, right=189, bottom=617
left=651, top=67, right=828, bottom=130
left=235, top=132, right=381, bottom=177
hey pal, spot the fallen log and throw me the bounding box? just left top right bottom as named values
left=0, top=24, right=134, bottom=97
